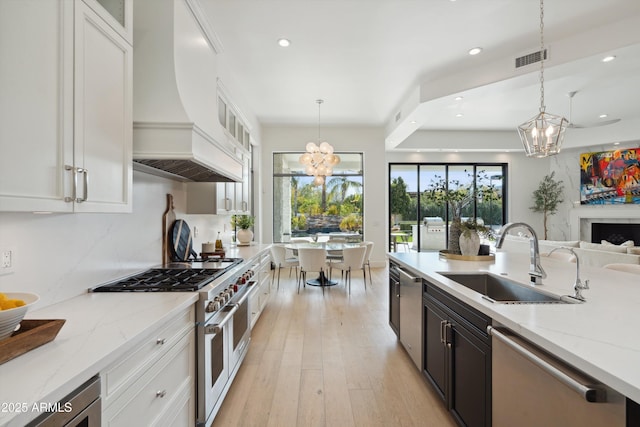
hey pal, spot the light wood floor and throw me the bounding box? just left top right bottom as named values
left=212, top=266, right=456, bottom=427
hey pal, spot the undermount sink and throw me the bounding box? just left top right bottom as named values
left=438, top=272, right=580, bottom=304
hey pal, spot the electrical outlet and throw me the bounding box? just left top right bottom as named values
left=2, top=251, right=11, bottom=268
left=193, top=226, right=199, bottom=237
left=1, top=249, right=14, bottom=275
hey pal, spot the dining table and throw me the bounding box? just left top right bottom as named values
left=285, top=242, right=362, bottom=287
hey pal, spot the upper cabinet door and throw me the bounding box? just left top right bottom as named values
left=82, top=0, right=132, bottom=44
left=0, top=1, right=132, bottom=213
left=73, top=1, right=132, bottom=212
left=0, top=0, right=74, bottom=212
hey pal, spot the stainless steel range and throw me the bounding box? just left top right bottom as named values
left=91, top=258, right=243, bottom=292
left=91, top=257, right=256, bottom=426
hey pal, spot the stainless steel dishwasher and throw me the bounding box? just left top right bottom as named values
left=489, top=326, right=625, bottom=426
left=398, top=266, right=422, bottom=370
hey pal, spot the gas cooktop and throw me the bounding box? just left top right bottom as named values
left=92, top=258, right=243, bottom=292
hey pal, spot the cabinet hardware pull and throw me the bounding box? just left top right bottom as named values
left=76, top=168, right=88, bottom=202
left=156, top=390, right=166, bottom=398
left=156, top=338, right=166, bottom=345
left=487, top=326, right=607, bottom=402
left=440, top=320, right=447, bottom=344
left=64, top=165, right=77, bottom=203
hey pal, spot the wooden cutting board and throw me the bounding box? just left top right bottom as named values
left=162, top=194, right=176, bottom=265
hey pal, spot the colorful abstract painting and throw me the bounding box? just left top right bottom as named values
left=580, top=148, right=640, bottom=204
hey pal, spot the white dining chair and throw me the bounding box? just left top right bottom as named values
left=291, top=237, right=313, bottom=243
left=329, top=245, right=367, bottom=294
left=270, top=244, right=299, bottom=290
left=297, top=247, right=330, bottom=294
left=603, top=263, right=640, bottom=274
left=362, top=241, right=374, bottom=285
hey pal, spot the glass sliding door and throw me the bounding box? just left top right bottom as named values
left=418, top=165, right=447, bottom=251
left=389, top=164, right=418, bottom=252
left=389, top=162, right=507, bottom=252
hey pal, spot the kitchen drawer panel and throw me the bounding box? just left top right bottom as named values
left=103, top=329, right=195, bottom=426
left=102, top=306, right=194, bottom=400
left=154, top=379, right=193, bottom=427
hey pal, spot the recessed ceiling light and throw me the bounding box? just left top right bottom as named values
left=410, top=120, right=417, bottom=124
left=468, top=47, right=483, bottom=56
left=613, top=142, right=620, bottom=146
left=454, top=96, right=463, bottom=101
left=277, top=38, right=291, bottom=47
left=599, top=114, right=609, bottom=119
left=456, top=113, right=463, bottom=118
left=602, top=55, right=616, bottom=63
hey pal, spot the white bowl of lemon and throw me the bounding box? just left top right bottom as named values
left=0, top=292, right=40, bottom=341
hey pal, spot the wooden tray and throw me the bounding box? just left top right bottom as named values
left=200, top=250, right=226, bottom=259
left=439, top=250, right=495, bottom=262
left=0, top=319, right=65, bottom=365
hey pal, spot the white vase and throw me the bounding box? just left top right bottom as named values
left=459, top=231, right=480, bottom=256
left=237, top=228, right=253, bottom=245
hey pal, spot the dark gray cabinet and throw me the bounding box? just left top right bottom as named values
left=423, top=280, right=492, bottom=427
left=389, top=262, right=400, bottom=336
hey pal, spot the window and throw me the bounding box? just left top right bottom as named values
left=389, top=163, right=507, bottom=252
left=273, top=153, right=364, bottom=242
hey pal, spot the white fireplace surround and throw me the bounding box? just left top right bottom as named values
left=570, top=205, right=640, bottom=242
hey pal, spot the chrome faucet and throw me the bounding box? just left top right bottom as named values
left=548, top=246, right=589, bottom=301
left=495, top=222, right=546, bottom=285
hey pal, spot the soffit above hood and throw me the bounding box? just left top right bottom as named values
left=132, top=0, right=243, bottom=182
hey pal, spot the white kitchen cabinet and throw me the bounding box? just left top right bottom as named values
left=0, top=0, right=132, bottom=213
left=250, top=250, right=272, bottom=328
left=101, top=306, right=195, bottom=427
left=186, top=182, right=228, bottom=215
left=186, top=155, right=250, bottom=215
left=238, top=153, right=252, bottom=214
left=84, top=0, right=133, bottom=43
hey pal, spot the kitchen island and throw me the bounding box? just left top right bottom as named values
left=0, top=244, right=270, bottom=427
left=388, top=251, right=640, bottom=424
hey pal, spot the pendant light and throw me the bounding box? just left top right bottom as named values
left=299, top=99, right=340, bottom=185
left=517, top=0, right=568, bottom=158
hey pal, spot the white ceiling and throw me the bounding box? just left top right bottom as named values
left=199, top=0, right=640, bottom=151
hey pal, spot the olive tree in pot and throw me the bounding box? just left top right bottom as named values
left=530, top=172, right=564, bottom=240
left=423, top=171, right=499, bottom=254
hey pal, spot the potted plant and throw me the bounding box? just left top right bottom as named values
left=530, top=172, right=564, bottom=240
left=459, top=219, right=491, bottom=256
left=232, top=215, right=255, bottom=245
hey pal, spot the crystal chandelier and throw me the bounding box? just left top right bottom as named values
left=517, top=0, right=568, bottom=158
left=299, top=99, right=340, bottom=185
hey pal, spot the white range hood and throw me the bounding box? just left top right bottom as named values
left=132, top=0, right=242, bottom=182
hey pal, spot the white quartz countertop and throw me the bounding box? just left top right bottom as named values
left=388, top=251, right=640, bottom=403
left=0, top=243, right=271, bottom=427
left=0, top=292, right=198, bottom=427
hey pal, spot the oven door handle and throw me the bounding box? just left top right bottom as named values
left=204, top=306, right=237, bottom=335
left=235, top=286, right=253, bottom=307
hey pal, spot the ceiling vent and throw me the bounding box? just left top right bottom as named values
left=515, top=48, right=548, bottom=69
